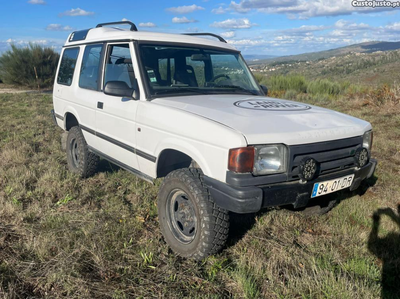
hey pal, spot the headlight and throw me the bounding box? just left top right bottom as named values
left=253, top=145, right=287, bottom=175
left=363, top=130, right=373, bottom=152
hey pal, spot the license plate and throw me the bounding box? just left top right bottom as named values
left=311, top=174, right=355, bottom=198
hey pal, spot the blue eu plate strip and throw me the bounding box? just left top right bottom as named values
left=312, top=183, right=319, bottom=198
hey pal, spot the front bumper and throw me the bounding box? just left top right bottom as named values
left=204, top=159, right=377, bottom=214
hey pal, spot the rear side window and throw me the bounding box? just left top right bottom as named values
left=79, top=44, right=103, bottom=90
left=57, top=48, right=79, bottom=86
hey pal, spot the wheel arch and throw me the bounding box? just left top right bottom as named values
left=65, top=113, right=79, bottom=131
left=156, top=146, right=210, bottom=178
left=62, top=107, right=81, bottom=131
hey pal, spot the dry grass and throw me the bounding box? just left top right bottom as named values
left=0, top=91, right=399, bottom=298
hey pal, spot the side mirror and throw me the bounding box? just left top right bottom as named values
left=104, top=81, right=135, bottom=98
left=261, top=85, right=268, bottom=96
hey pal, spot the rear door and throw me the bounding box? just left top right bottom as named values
left=94, top=42, right=140, bottom=171
left=73, top=43, right=104, bottom=148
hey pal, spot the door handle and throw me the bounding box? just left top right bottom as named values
left=97, top=102, right=103, bottom=109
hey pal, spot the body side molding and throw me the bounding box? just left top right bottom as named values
left=87, top=146, right=154, bottom=183
left=80, top=124, right=157, bottom=162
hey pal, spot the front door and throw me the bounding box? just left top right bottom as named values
left=94, top=42, right=140, bottom=171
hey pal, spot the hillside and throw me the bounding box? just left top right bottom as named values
left=248, top=41, right=400, bottom=65
left=249, top=48, right=400, bottom=86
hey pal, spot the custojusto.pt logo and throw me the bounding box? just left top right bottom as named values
left=352, top=0, right=400, bottom=7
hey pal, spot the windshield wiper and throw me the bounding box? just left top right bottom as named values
left=214, top=84, right=259, bottom=95
left=154, top=87, right=209, bottom=95
left=153, top=85, right=259, bottom=96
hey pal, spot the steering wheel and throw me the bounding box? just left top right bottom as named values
left=210, top=74, right=230, bottom=83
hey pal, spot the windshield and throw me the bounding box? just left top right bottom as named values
left=139, top=44, right=262, bottom=97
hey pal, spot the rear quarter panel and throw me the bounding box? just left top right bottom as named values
left=52, top=45, right=97, bottom=147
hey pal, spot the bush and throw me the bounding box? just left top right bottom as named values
left=252, top=72, right=385, bottom=101
left=253, top=72, right=266, bottom=85
left=366, top=84, right=399, bottom=106
left=267, top=75, right=307, bottom=93
left=0, top=43, right=59, bottom=89
left=307, top=79, right=342, bottom=96
left=284, top=89, right=298, bottom=100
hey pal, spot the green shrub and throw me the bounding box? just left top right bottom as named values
left=284, top=89, right=298, bottom=100
left=344, top=83, right=369, bottom=94
left=253, top=72, right=266, bottom=85
left=0, top=43, right=59, bottom=88
left=306, top=79, right=342, bottom=96
left=267, top=75, right=307, bottom=93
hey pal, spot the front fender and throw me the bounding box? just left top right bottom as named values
left=155, top=139, right=213, bottom=177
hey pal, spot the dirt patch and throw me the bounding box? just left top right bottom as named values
left=0, top=88, right=52, bottom=94
left=0, top=88, right=36, bottom=94
left=0, top=84, right=51, bottom=94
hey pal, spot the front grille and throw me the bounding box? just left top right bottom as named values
left=288, top=136, right=363, bottom=181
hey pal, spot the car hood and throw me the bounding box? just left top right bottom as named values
left=153, top=94, right=371, bottom=145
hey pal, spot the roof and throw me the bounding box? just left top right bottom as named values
left=64, top=26, right=238, bottom=52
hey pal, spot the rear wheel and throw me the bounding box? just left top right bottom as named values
left=158, top=168, right=229, bottom=260
left=66, top=126, right=99, bottom=178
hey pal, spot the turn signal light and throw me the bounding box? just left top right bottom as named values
left=228, top=147, right=255, bottom=173
left=370, top=131, right=374, bottom=151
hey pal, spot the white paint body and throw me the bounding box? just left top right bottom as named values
left=53, top=27, right=372, bottom=183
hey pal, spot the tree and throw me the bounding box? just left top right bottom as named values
left=0, top=43, right=59, bottom=89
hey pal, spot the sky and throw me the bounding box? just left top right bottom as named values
left=1, top=0, right=400, bottom=56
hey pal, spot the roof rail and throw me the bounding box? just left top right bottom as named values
left=183, top=33, right=227, bottom=43
left=96, top=21, right=138, bottom=32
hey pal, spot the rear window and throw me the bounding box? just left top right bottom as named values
left=57, top=47, right=79, bottom=86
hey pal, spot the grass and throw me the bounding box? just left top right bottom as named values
left=258, top=74, right=400, bottom=107
left=0, top=88, right=399, bottom=298
left=258, top=74, right=358, bottom=97
left=266, top=75, right=308, bottom=94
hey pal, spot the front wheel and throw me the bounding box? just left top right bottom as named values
left=157, top=168, right=229, bottom=260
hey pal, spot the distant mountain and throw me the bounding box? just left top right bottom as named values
left=248, top=41, right=400, bottom=65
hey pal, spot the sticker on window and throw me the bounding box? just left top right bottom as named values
left=147, top=70, right=157, bottom=83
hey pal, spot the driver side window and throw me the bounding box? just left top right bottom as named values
left=104, top=44, right=135, bottom=88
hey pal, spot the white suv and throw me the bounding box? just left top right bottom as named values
left=52, top=21, right=377, bottom=260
